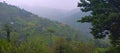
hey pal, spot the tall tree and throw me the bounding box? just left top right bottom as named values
left=47, top=28, right=55, bottom=47
left=78, top=0, right=120, bottom=46
left=4, top=24, right=12, bottom=42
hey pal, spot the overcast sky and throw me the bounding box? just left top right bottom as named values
left=0, top=0, right=79, bottom=10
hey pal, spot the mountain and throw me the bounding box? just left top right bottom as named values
left=21, top=5, right=67, bottom=20
left=0, top=2, right=89, bottom=41
left=22, top=6, right=92, bottom=38
left=0, top=2, right=112, bottom=53
left=59, top=8, right=92, bottom=37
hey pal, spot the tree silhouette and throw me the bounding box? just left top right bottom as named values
left=78, top=0, right=120, bottom=47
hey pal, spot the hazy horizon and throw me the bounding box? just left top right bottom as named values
left=0, top=0, right=79, bottom=11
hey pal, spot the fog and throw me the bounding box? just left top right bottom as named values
left=0, top=0, right=79, bottom=10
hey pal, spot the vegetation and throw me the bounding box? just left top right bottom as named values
left=78, top=0, right=120, bottom=53
left=0, top=2, right=87, bottom=41
left=0, top=1, right=114, bottom=53
left=0, top=31, right=105, bottom=53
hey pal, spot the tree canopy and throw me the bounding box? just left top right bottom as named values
left=78, top=0, right=120, bottom=46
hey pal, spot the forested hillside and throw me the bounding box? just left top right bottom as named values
left=0, top=2, right=88, bottom=41
left=22, top=6, right=92, bottom=38
left=0, top=2, right=111, bottom=53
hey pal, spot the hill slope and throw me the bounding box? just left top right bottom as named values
left=21, top=6, right=92, bottom=38
left=59, top=9, right=92, bottom=37
left=21, top=5, right=67, bottom=20
left=0, top=2, right=89, bottom=41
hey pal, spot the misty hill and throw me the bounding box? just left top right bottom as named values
left=59, top=8, right=92, bottom=37
left=21, top=5, right=67, bottom=20
left=0, top=2, right=89, bottom=41
left=22, top=6, right=92, bottom=38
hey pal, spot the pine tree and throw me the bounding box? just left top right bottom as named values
left=78, top=0, right=120, bottom=47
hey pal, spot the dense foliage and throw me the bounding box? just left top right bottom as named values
left=0, top=2, right=111, bottom=53
left=0, top=35, right=103, bottom=53
left=78, top=0, right=120, bottom=53
left=78, top=0, right=120, bottom=46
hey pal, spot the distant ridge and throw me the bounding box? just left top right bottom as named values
left=0, top=2, right=89, bottom=41
left=20, top=5, right=93, bottom=38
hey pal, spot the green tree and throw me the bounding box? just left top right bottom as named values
left=4, top=24, right=12, bottom=42
left=78, top=0, right=120, bottom=47
left=47, top=28, right=55, bottom=47
left=53, top=37, right=73, bottom=53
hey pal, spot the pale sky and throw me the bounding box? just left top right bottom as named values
left=0, top=0, right=79, bottom=10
